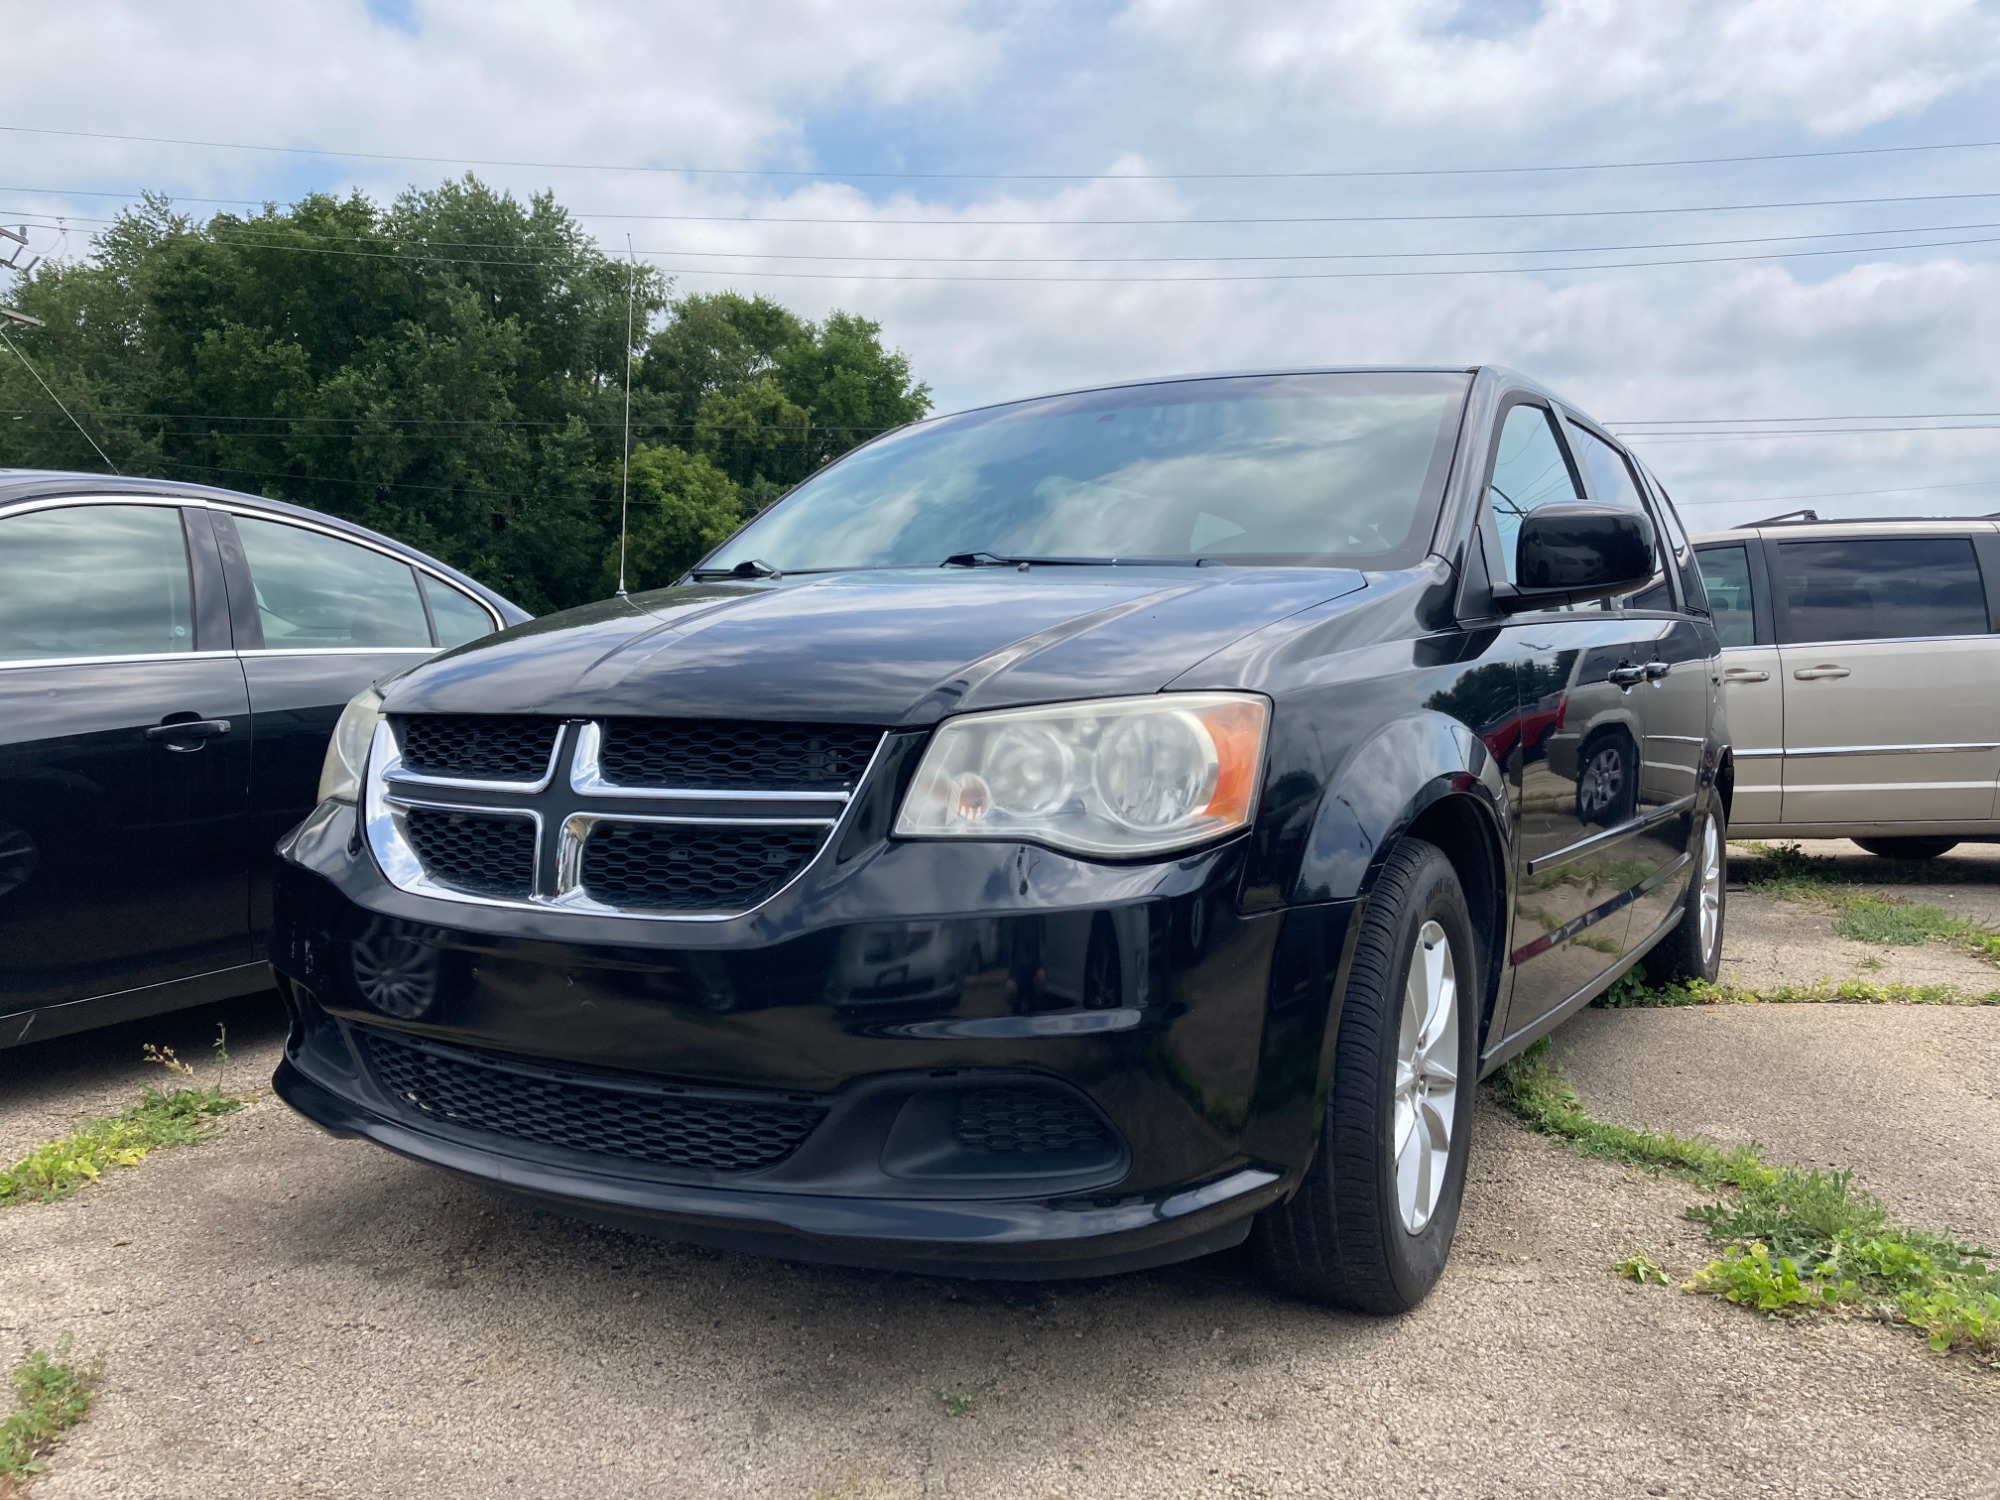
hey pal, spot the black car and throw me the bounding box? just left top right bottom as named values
left=0, top=472, right=528, bottom=1047
left=269, top=368, right=1730, bottom=1311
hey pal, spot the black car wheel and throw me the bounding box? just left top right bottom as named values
left=1641, top=786, right=1726, bottom=987
left=1254, top=837, right=1477, bottom=1313
left=1854, top=836, right=1959, bottom=862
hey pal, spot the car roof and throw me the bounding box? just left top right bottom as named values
left=1691, top=513, right=2000, bottom=545
left=0, top=468, right=528, bottom=620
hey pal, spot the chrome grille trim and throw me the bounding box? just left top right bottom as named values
left=363, top=717, right=887, bottom=921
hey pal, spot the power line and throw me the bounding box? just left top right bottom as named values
left=7, top=122, right=1999, bottom=183
left=11, top=187, right=2000, bottom=229
left=0, top=323, right=119, bottom=472
left=9, top=216, right=1999, bottom=282
left=1673, top=478, right=2000, bottom=507
left=1614, top=412, right=2000, bottom=425
left=18, top=207, right=2000, bottom=267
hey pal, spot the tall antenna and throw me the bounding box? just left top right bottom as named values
left=616, top=234, right=636, bottom=597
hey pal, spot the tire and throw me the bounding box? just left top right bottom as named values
left=1854, top=836, right=1959, bottom=861
left=1254, top=838, right=1478, bottom=1314
left=1641, top=786, right=1726, bottom=987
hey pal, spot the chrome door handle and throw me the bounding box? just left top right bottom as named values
left=1644, top=660, right=1671, bottom=680
left=1607, top=664, right=1647, bottom=687
left=1722, top=667, right=1770, bottom=683
left=1792, top=666, right=1851, bottom=681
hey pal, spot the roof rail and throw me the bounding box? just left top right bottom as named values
left=1748, top=508, right=1820, bottom=527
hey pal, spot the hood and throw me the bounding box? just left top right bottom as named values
left=384, top=566, right=1367, bottom=724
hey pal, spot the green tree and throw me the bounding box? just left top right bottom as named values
left=0, top=180, right=928, bottom=612
left=612, top=444, right=743, bottom=592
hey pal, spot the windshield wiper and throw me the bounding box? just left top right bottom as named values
left=940, top=552, right=1194, bottom=569
left=691, top=558, right=783, bottom=581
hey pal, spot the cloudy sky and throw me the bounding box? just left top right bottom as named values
left=8, top=0, right=2000, bottom=530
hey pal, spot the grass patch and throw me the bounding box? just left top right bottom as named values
left=1733, top=842, right=2000, bottom=965
left=0, top=1336, right=101, bottom=1488
left=0, top=1034, right=243, bottom=1208
left=1495, top=1041, right=2000, bottom=1363
left=935, top=1388, right=976, bottom=1418
left=1602, top=976, right=2000, bottom=1008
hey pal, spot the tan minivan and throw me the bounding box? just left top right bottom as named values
left=1693, top=515, right=2000, bottom=858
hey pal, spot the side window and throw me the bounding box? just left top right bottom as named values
left=0, top=504, right=194, bottom=662
left=1775, top=537, right=1988, bottom=644
left=233, top=514, right=433, bottom=649
left=1694, top=544, right=1756, bottom=648
left=1638, top=465, right=1707, bottom=611
left=1487, top=403, right=1584, bottom=585
left=421, top=576, right=498, bottom=649
left=1568, top=422, right=1670, bottom=609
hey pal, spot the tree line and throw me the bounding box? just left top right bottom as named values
left=0, top=178, right=932, bottom=612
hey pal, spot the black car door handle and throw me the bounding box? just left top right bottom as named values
left=147, top=717, right=233, bottom=748
left=1607, top=664, right=1647, bottom=687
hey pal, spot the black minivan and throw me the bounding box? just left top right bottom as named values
left=270, top=368, right=1730, bottom=1311
left=0, top=472, right=527, bottom=1047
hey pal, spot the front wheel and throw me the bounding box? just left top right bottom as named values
left=1254, top=838, right=1478, bottom=1313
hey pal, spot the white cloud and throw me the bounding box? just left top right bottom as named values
left=1123, top=0, right=2000, bottom=133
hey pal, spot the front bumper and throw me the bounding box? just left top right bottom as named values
left=271, top=800, right=1356, bottom=1278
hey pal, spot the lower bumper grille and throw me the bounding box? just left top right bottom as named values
left=954, top=1087, right=1112, bottom=1155
left=578, top=821, right=829, bottom=911
left=360, top=1030, right=826, bottom=1173
left=402, top=808, right=535, bottom=897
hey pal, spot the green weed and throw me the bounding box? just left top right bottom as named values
left=0, top=1336, right=101, bottom=1484
left=0, top=1033, right=243, bottom=1208
left=1494, top=1041, right=2000, bottom=1362
left=1615, top=1250, right=1670, bottom=1286
left=1603, top=976, right=2000, bottom=1007
left=1732, top=842, right=2000, bottom=964
left=936, top=1389, right=976, bottom=1418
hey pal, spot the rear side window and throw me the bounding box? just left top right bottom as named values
left=1487, top=404, right=1584, bottom=585
left=234, top=515, right=433, bottom=649
left=421, top=576, right=498, bottom=649
left=1775, top=537, right=1988, bottom=643
left=0, top=504, right=193, bottom=662
left=1695, top=544, right=1756, bottom=648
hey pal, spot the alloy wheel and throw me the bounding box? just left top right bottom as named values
left=1579, top=745, right=1624, bottom=819
left=1698, top=816, right=1722, bottom=962
left=1393, top=919, right=1460, bottom=1234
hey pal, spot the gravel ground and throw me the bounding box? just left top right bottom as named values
left=4, top=848, right=1999, bottom=1499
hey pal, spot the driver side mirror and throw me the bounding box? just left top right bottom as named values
left=1493, top=503, right=1656, bottom=614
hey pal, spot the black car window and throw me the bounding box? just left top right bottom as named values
left=1487, top=403, right=1585, bottom=586
left=1638, top=464, right=1708, bottom=612
left=1694, top=544, right=1756, bottom=648
left=1775, top=537, right=1988, bottom=644
left=421, top=575, right=498, bottom=649
left=1568, top=423, right=1671, bottom=609
left=0, top=504, right=194, bottom=662
left=234, top=514, right=434, bottom=649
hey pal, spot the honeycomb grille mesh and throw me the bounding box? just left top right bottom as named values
left=598, top=719, right=882, bottom=791
left=396, top=715, right=559, bottom=781
left=953, top=1087, right=1111, bottom=1155
left=403, top=808, right=536, bottom=896
left=361, top=1031, right=825, bottom=1172
left=579, top=821, right=828, bottom=911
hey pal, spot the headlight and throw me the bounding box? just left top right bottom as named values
left=894, top=693, right=1268, bottom=857
left=318, top=686, right=386, bottom=804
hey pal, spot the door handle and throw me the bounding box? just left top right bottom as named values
left=1722, top=667, right=1770, bottom=683
left=146, top=717, right=233, bottom=750
left=1644, top=660, right=1671, bottom=680
left=1607, top=663, right=1647, bottom=687
left=1792, top=665, right=1851, bottom=681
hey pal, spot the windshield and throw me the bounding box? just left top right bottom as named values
left=702, top=371, right=1469, bottom=574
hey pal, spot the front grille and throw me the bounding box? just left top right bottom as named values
left=403, top=808, right=536, bottom=896
left=578, top=821, right=827, bottom=911
left=397, top=715, right=559, bottom=781
left=954, top=1087, right=1111, bottom=1155
left=361, top=1030, right=825, bottom=1172
left=598, top=719, right=883, bottom=791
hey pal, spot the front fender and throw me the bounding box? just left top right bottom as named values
left=1291, top=711, right=1507, bottom=905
